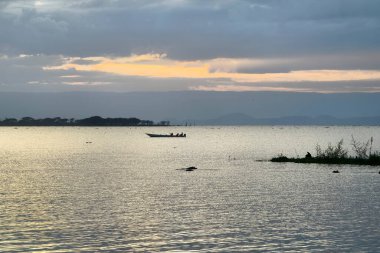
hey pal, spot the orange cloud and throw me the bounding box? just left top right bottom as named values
left=45, top=54, right=380, bottom=84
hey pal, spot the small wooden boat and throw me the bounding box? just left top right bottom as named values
left=176, top=166, right=198, bottom=171
left=146, top=133, right=186, bottom=138
left=184, top=166, right=197, bottom=171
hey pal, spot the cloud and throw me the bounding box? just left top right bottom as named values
left=0, top=53, right=203, bottom=92
left=190, top=85, right=315, bottom=93
left=1, top=53, right=380, bottom=93
left=45, top=54, right=380, bottom=84
left=62, top=81, right=111, bottom=86
left=1, top=1, right=380, bottom=93
left=60, top=75, right=81, bottom=78
left=1, top=0, right=379, bottom=60
left=190, top=81, right=380, bottom=93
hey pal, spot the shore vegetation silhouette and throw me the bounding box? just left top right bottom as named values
left=271, top=136, right=380, bottom=166
left=0, top=116, right=170, bottom=126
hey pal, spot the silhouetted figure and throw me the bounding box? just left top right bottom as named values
left=305, top=152, right=312, bottom=159
left=228, top=155, right=237, bottom=161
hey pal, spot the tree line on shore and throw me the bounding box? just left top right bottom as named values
left=0, top=116, right=170, bottom=126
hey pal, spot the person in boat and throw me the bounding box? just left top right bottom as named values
left=170, top=133, right=173, bottom=136
left=305, top=152, right=312, bottom=159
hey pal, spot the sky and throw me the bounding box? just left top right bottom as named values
left=1, top=0, right=380, bottom=93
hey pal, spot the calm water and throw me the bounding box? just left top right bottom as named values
left=1, top=126, right=379, bottom=252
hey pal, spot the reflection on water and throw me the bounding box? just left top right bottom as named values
left=0, top=126, right=380, bottom=252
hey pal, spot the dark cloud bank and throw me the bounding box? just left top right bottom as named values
left=1, top=0, right=380, bottom=62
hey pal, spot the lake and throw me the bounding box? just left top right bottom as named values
left=1, top=126, right=379, bottom=252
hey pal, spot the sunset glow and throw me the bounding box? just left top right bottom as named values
left=45, top=54, right=380, bottom=87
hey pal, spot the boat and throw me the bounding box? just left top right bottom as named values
left=146, top=133, right=186, bottom=138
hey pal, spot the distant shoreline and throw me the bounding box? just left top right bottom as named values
left=0, top=116, right=171, bottom=127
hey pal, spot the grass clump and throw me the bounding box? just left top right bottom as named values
left=316, top=139, right=347, bottom=159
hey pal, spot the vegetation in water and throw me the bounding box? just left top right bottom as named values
left=271, top=136, right=380, bottom=166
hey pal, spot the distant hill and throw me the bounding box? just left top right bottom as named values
left=197, top=113, right=380, bottom=126
left=1, top=91, right=380, bottom=125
